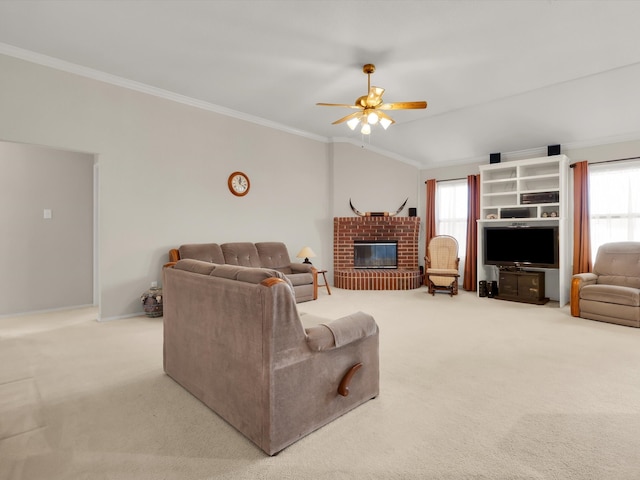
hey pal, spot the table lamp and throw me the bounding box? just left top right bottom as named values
left=296, top=246, right=316, bottom=264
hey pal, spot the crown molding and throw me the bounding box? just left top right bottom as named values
left=0, top=43, right=439, bottom=167
left=0, top=43, right=327, bottom=143
left=563, top=131, right=640, bottom=151
left=328, top=136, right=423, bottom=168
left=4, top=43, right=638, bottom=170
left=434, top=131, right=640, bottom=171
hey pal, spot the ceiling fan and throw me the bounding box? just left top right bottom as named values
left=316, top=63, right=427, bottom=135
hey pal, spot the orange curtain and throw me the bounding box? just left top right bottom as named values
left=572, top=161, right=592, bottom=274
left=463, top=174, right=480, bottom=291
left=424, top=179, right=437, bottom=285
left=425, top=178, right=437, bottom=247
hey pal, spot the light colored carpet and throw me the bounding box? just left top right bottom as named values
left=2, top=288, right=640, bottom=479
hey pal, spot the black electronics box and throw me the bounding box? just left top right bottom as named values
left=520, top=191, right=559, bottom=204
left=490, top=153, right=501, bottom=164
left=500, top=208, right=530, bottom=219
left=547, top=144, right=561, bottom=156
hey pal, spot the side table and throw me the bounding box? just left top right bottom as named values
left=317, top=269, right=331, bottom=295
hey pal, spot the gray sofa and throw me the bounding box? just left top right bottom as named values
left=571, top=241, right=640, bottom=327
left=168, top=241, right=317, bottom=302
left=163, top=259, right=380, bottom=455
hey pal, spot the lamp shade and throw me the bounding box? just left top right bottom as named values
left=346, top=117, right=360, bottom=130
left=379, top=117, right=392, bottom=129
left=296, top=246, right=317, bottom=264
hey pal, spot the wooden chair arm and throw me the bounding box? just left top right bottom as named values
left=169, top=248, right=180, bottom=263
left=163, top=261, right=177, bottom=269
left=260, top=278, right=287, bottom=288
left=338, top=363, right=363, bottom=397
left=570, top=277, right=581, bottom=317
left=312, top=266, right=318, bottom=300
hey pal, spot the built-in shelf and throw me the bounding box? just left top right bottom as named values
left=477, top=155, right=572, bottom=306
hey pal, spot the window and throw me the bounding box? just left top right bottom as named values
left=589, top=161, right=640, bottom=259
left=436, top=179, right=468, bottom=257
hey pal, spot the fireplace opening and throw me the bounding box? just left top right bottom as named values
left=354, top=241, right=398, bottom=269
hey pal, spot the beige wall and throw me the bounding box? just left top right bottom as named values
left=0, top=141, right=94, bottom=315
left=0, top=54, right=336, bottom=319
left=0, top=53, right=413, bottom=319
left=418, top=140, right=640, bottom=278
left=3, top=50, right=639, bottom=317
left=565, top=139, right=640, bottom=163
left=332, top=142, right=420, bottom=217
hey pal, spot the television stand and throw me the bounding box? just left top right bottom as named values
left=496, top=270, right=548, bottom=305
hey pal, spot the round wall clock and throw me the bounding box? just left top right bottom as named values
left=228, top=171, right=250, bottom=196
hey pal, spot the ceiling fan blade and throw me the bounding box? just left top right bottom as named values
left=365, top=86, right=385, bottom=107
left=378, top=101, right=427, bottom=110
left=316, top=102, right=361, bottom=109
left=332, top=111, right=363, bottom=125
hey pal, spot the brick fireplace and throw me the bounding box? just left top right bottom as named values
left=333, top=216, right=422, bottom=290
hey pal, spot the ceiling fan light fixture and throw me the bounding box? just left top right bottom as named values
left=347, top=117, right=360, bottom=130
left=317, top=63, right=426, bottom=135
left=379, top=117, right=392, bottom=130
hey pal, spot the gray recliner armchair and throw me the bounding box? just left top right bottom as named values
left=163, top=259, right=379, bottom=455
left=571, top=241, right=640, bottom=327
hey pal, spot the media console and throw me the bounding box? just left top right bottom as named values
left=496, top=270, right=548, bottom=305
left=477, top=154, right=571, bottom=306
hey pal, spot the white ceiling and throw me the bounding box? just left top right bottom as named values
left=2, top=0, right=640, bottom=168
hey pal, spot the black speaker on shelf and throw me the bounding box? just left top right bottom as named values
left=490, top=153, right=501, bottom=164
left=547, top=144, right=561, bottom=156
left=408, top=207, right=417, bottom=217
left=478, top=280, right=488, bottom=297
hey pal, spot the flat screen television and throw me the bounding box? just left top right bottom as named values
left=483, top=226, right=559, bottom=268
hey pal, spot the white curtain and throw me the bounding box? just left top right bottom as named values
left=589, top=161, right=640, bottom=259
left=436, top=179, right=468, bottom=277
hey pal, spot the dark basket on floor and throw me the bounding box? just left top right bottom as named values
left=141, top=287, right=163, bottom=317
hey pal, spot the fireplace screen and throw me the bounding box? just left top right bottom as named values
left=354, top=241, right=398, bottom=269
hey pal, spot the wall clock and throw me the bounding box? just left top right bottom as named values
left=228, top=171, right=250, bottom=196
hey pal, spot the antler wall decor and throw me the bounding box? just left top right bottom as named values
left=349, top=198, right=408, bottom=217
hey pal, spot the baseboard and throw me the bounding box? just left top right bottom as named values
left=0, top=303, right=96, bottom=320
